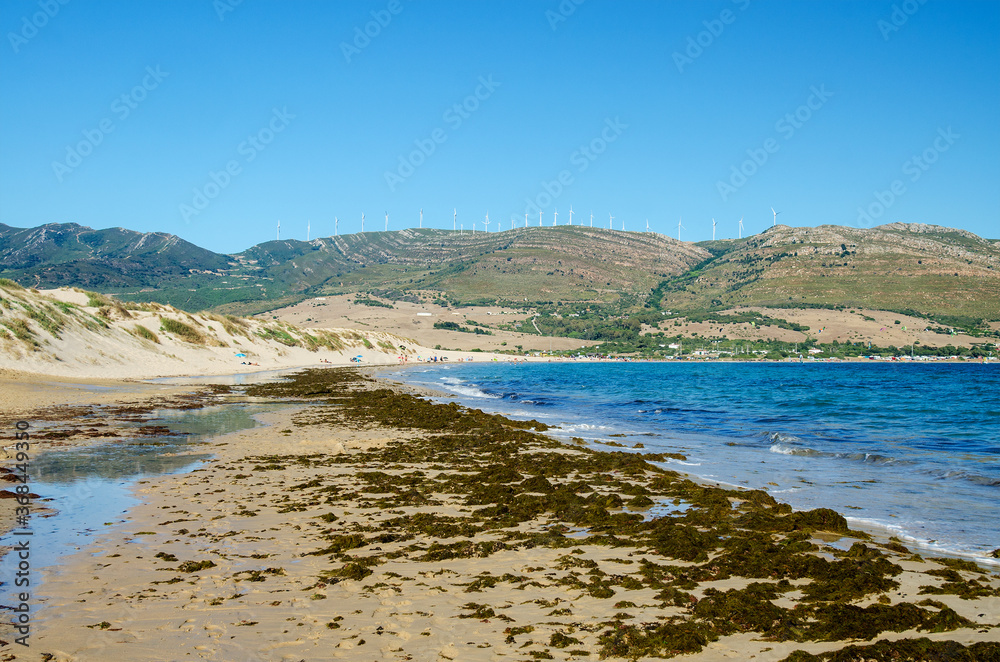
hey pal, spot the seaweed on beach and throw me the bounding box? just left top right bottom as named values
left=598, top=619, right=720, bottom=659
left=232, top=368, right=992, bottom=658
left=780, top=637, right=1000, bottom=662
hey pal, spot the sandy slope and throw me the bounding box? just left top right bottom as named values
left=269, top=293, right=595, bottom=353
left=0, top=286, right=507, bottom=380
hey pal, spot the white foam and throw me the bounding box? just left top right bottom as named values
left=437, top=378, right=499, bottom=400
left=558, top=423, right=613, bottom=433
left=844, top=516, right=1000, bottom=566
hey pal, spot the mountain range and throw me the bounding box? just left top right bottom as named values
left=2, top=221, right=998, bottom=323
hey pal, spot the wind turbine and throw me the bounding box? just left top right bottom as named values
left=307, top=219, right=310, bottom=241
left=484, top=211, right=490, bottom=233
left=646, top=218, right=650, bottom=233
left=539, top=211, right=543, bottom=227
left=276, top=220, right=280, bottom=241
left=335, top=217, right=338, bottom=236
left=609, top=213, right=613, bottom=230
left=569, top=207, right=574, bottom=225
left=453, top=208, right=457, bottom=231
left=590, top=211, right=593, bottom=228
left=712, top=218, right=717, bottom=241
left=385, top=211, right=389, bottom=232
left=771, top=207, right=781, bottom=227
left=553, top=209, right=558, bottom=226
left=511, top=217, right=514, bottom=230
left=419, top=209, right=423, bottom=229
left=361, top=213, right=365, bottom=232
left=525, top=212, right=528, bottom=228
left=677, top=217, right=685, bottom=240
left=738, top=216, right=744, bottom=239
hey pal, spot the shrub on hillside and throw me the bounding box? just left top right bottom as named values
left=133, top=325, right=160, bottom=343
left=159, top=317, right=204, bottom=344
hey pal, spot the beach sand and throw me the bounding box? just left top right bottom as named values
left=0, top=369, right=998, bottom=661
left=0, top=286, right=515, bottom=381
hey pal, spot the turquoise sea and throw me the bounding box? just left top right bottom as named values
left=389, top=361, right=1000, bottom=563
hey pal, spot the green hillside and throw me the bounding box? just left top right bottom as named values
left=0, top=223, right=230, bottom=289
left=236, top=227, right=707, bottom=307
left=0, top=224, right=708, bottom=313
left=654, top=223, right=1000, bottom=321
left=4, top=221, right=999, bottom=326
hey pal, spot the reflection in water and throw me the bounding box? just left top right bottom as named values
left=1, top=404, right=277, bottom=587
left=30, top=404, right=270, bottom=484
left=144, top=367, right=304, bottom=387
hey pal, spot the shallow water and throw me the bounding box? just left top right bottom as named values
left=0, top=404, right=274, bottom=581
left=390, top=361, right=1000, bottom=563
left=144, top=366, right=307, bottom=386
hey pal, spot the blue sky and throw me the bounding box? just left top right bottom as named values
left=1, top=0, right=998, bottom=253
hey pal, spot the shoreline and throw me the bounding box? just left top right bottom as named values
left=376, top=361, right=1000, bottom=565
left=1, top=368, right=997, bottom=660
left=9, top=365, right=993, bottom=569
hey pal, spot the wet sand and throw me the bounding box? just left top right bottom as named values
left=0, top=369, right=997, bottom=661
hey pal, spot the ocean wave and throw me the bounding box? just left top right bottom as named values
left=765, top=430, right=916, bottom=466
left=770, top=443, right=916, bottom=468
left=766, top=431, right=806, bottom=445
left=500, top=409, right=543, bottom=419
left=929, top=468, right=1000, bottom=487
left=769, top=444, right=825, bottom=457
left=637, top=406, right=687, bottom=414
left=845, top=516, right=1000, bottom=566
left=844, top=452, right=907, bottom=465
left=558, top=423, right=613, bottom=433
left=437, top=378, right=499, bottom=400
left=767, top=441, right=998, bottom=490
left=523, top=399, right=554, bottom=407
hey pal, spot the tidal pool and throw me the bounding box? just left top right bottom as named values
left=0, top=404, right=276, bottom=583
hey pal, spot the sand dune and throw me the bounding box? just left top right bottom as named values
left=0, top=284, right=500, bottom=380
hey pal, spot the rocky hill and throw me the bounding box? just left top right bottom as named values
left=0, top=223, right=230, bottom=289
left=656, top=223, right=1000, bottom=321
left=0, top=224, right=707, bottom=313
left=3, top=221, right=999, bottom=323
